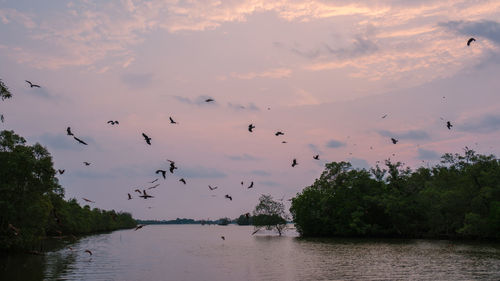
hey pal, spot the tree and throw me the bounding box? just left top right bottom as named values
left=0, top=79, right=12, bottom=123
left=252, top=194, right=288, bottom=236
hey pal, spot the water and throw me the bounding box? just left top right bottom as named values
left=2, top=225, right=500, bottom=280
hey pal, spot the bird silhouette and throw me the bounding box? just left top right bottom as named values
left=139, top=190, right=154, bottom=199
left=179, top=178, right=186, bottom=184
left=225, top=194, right=232, bottom=201
left=205, top=98, right=214, bottom=102
left=208, top=185, right=218, bottom=190
left=147, top=184, right=160, bottom=190
left=241, top=181, right=244, bottom=185
left=169, top=117, right=177, bottom=124
left=73, top=136, right=88, bottom=145
left=313, top=155, right=319, bottom=160
left=248, top=124, right=255, bottom=132
left=167, top=160, right=178, bottom=173
left=156, top=169, right=166, bottom=179
left=142, top=133, right=151, bottom=145
left=275, top=131, right=284, bottom=136
left=25, top=80, right=41, bottom=88
left=391, top=138, right=398, bottom=144
left=467, top=37, right=476, bottom=46
left=58, top=169, right=65, bottom=174
left=107, top=120, right=119, bottom=125
left=292, top=158, right=298, bottom=167
left=381, top=114, right=388, bottom=119
left=82, top=198, right=94, bottom=203
left=66, top=127, right=74, bottom=136
left=247, top=181, right=254, bottom=189
left=220, top=236, right=225, bottom=240
left=134, top=189, right=142, bottom=194
left=134, top=225, right=145, bottom=231
left=282, top=141, right=287, bottom=144
left=84, top=249, right=92, bottom=256
left=446, top=121, right=453, bottom=130
left=83, top=162, right=91, bottom=166
left=128, top=193, right=132, bottom=200
left=150, top=178, right=159, bottom=183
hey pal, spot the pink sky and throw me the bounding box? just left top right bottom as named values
left=1, top=0, right=500, bottom=220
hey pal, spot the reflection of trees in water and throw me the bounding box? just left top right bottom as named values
left=44, top=250, right=78, bottom=280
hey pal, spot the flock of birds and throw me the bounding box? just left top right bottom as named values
left=16, top=37, right=477, bottom=255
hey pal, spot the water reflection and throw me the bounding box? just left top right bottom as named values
left=1, top=226, right=499, bottom=281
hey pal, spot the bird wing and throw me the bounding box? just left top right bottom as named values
left=74, top=137, right=88, bottom=145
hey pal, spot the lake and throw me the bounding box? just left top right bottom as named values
left=2, top=225, right=500, bottom=280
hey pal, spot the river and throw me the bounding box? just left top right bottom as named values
left=1, top=225, right=500, bottom=280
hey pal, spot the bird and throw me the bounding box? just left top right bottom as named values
left=275, top=131, right=284, bottom=136
left=225, top=194, right=232, bottom=201
left=248, top=124, right=255, bottom=132
left=467, top=37, right=476, bottom=46
left=446, top=121, right=453, bottom=130
left=139, top=190, right=154, bottom=199
left=282, top=141, right=287, bottom=144
left=142, top=133, right=152, bottom=145
left=169, top=117, right=177, bottom=124
left=128, top=193, right=132, bottom=200
left=381, top=114, right=387, bottom=119
left=58, top=169, right=65, bottom=174
left=167, top=160, right=178, bottom=173
left=292, top=158, right=298, bottom=167
left=147, top=184, right=160, bottom=190
left=241, top=181, right=244, bottom=185
left=150, top=178, right=159, bottom=183
left=73, top=136, right=88, bottom=145
left=247, top=181, right=254, bottom=189
left=25, top=80, right=41, bottom=88
left=220, top=236, right=225, bottom=240
left=179, top=178, right=186, bottom=184
left=313, top=155, right=319, bottom=160
left=107, top=120, right=119, bottom=125
left=134, top=225, right=145, bottom=231
left=251, top=229, right=260, bottom=235
left=82, top=198, right=94, bottom=203
left=84, top=249, right=92, bottom=256
left=208, top=185, right=218, bottom=190
left=391, top=138, right=398, bottom=144
left=83, top=162, right=91, bottom=166
left=156, top=170, right=167, bottom=179
left=66, top=127, right=74, bottom=136
left=134, top=189, right=142, bottom=194
left=205, top=98, right=214, bottom=102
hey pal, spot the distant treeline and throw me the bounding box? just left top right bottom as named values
left=0, top=130, right=136, bottom=252
left=137, top=217, right=240, bottom=225
left=291, top=149, right=500, bottom=239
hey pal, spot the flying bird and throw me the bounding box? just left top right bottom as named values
left=241, top=181, right=244, bottom=185
left=58, top=169, right=65, bottom=174
left=73, top=136, right=88, bottom=145
left=381, top=114, right=388, bottom=119
left=467, top=37, right=476, bottom=46
left=134, top=225, right=145, bottom=231
left=128, top=193, right=132, bottom=200
left=139, top=190, right=154, bottom=199
left=247, top=181, right=254, bottom=189
left=248, top=124, right=255, bottom=132
left=82, top=198, right=94, bottom=203
left=446, top=121, right=453, bottom=130
left=225, top=194, right=232, bottom=201
left=275, top=131, right=284, bottom=136
left=208, top=185, right=218, bottom=190
left=391, top=138, right=398, bottom=144
left=66, top=127, right=74, bottom=136
left=134, top=189, right=142, bottom=194
left=292, top=158, right=298, bottom=167
left=25, top=80, right=41, bottom=88
left=150, top=178, right=159, bottom=183
left=84, top=250, right=92, bottom=256
left=179, top=178, right=186, bottom=184
left=169, top=117, right=177, bottom=124
left=167, top=160, right=178, bottom=173
left=107, top=120, right=119, bottom=125
left=282, top=141, right=287, bottom=144
left=156, top=169, right=167, bottom=179
left=205, top=98, right=214, bottom=102
left=83, top=162, right=91, bottom=166
left=142, top=133, right=152, bottom=145
left=313, top=155, right=319, bottom=160
left=221, top=236, right=225, bottom=240
left=147, top=184, right=160, bottom=190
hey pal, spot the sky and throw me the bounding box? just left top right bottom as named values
left=1, top=0, right=500, bottom=220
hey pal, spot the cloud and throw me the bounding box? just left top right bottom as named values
left=121, top=73, right=153, bottom=89
left=227, top=153, right=260, bottom=161
left=377, top=129, right=430, bottom=140
left=227, top=102, right=260, bottom=111
left=308, top=143, right=322, bottom=153
left=173, top=95, right=218, bottom=106
left=250, top=170, right=271, bottom=176
left=177, top=166, right=227, bottom=179
left=439, top=20, right=500, bottom=45
left=326, top=139, right=346, bottom=148
left=457, top=114, right=500, bottom=133
left=230, top=68, right=292, bottom=80
left=347, top=157, right=370, bottom=170
left=257, top=180, right=279, bottom=187
left=417, top=148, right=440, bottom=160
left=290, top=35, right=379, bottom=60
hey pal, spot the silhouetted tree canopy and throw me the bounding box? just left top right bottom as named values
left=252, top=195, right=288, bottom=236
left=0, top=79, right=12, bottom=123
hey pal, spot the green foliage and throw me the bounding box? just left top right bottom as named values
left=252, top=195, right=288, bottom=235
left=291, top=149, right=500, bottom=239
left=0, top=79, right=12, bottom=123
left=236, top=214, right=252, bottom=225
left=0, top=130, right=136, bottom=252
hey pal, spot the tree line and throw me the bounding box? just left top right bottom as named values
left=0, top=130, right=136, bottom=252
left=290, top=149, right=500, bottom=239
